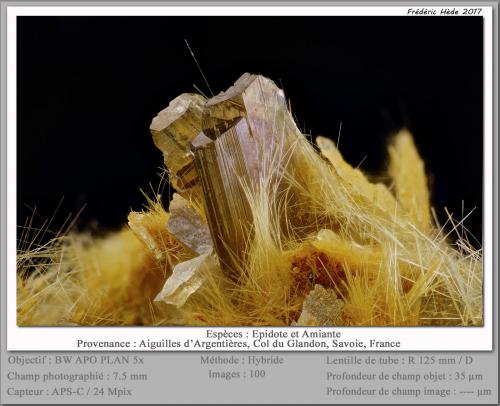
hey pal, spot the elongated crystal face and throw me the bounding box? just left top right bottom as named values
left=190, top=74, right=301, bottom=277
left=191, top=119, right=256, bottom=275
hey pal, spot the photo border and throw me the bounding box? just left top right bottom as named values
left=1, top=2, right=497, bottom=353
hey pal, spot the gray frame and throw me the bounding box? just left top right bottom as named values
left=0, top=2, right=498, bottom=404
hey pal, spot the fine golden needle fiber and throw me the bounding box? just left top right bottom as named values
left=17, top=73, right=483, bottom=327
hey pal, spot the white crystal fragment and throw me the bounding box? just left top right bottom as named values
left=154, top=251, right=216, bottom=307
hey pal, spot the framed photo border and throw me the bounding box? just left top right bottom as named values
left=0, top=1, right=497, bottom=354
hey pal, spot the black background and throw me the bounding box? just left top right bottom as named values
left=17, top=17, right=483, bottom=242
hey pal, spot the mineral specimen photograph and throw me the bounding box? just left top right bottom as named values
left=16, top=16, right=483, bottom=327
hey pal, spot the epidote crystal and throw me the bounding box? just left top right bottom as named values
left=189, top=74, right=293, bottom=276
left=150, top=93, right=206, bottom=198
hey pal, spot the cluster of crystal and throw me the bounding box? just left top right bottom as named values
left=150, top=73, right=317, bottom=279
